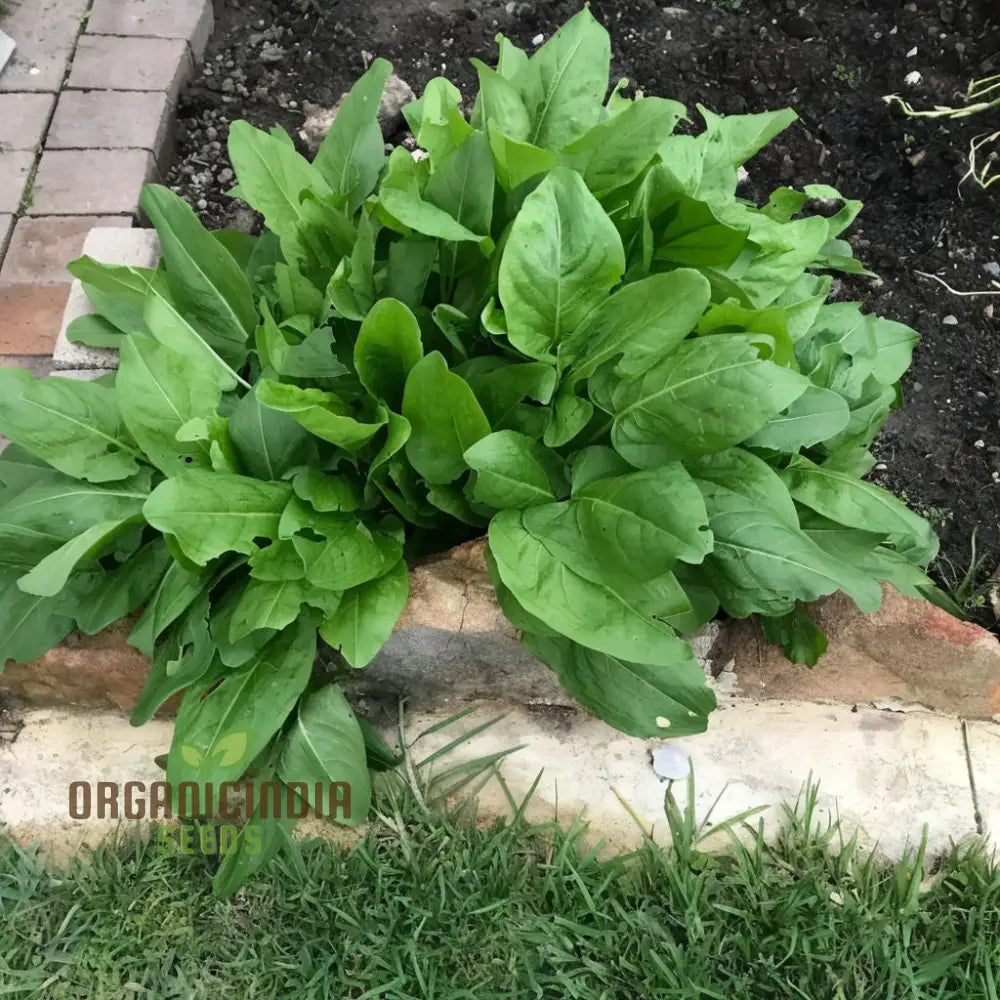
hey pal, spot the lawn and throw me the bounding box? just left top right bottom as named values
left=2, top=774, right=998, bottom=999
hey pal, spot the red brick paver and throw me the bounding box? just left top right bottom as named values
left=0, top=284, right=68, bottom=354
left=0, top=216, right=128, bottom=285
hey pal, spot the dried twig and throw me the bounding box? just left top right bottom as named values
left=914, top=270, right=1000, bottom=297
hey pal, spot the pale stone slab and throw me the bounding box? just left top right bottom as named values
left=52, top=226, right=160, bottom=370
left=0, top=702, right=980, bottom=864
left=0, top=707, right=174, bottom=864
left=965, top=721, right=1000, bottom=849
left=0, top=0, right=82, bottom=93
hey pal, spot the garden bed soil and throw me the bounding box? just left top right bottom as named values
left=168, top=0, right=1000, bottom=611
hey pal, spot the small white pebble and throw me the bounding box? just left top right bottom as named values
left=942, top=314, right=958, bottom=325
left=29, top=66, right=40, bottom=75
left=532, top=33, right=545, bottom=46
left=875, top=462, right=888, bottom=470
left=906, top=45, right=918, bottom=57
left=196, top=198, right=208, bottom=210
left=904, top=70, right=922, bottom=86
left=974, top=439, right=986, bottom=448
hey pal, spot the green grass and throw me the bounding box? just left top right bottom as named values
left=1, top=772, right=998, bottom=1000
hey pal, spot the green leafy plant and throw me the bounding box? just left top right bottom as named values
left=0, top=9, right=952, bottom=894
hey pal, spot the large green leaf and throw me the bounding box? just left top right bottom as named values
left=699, top=504, right=883, bottom=618
left=127, top=560, right=213, bottom=657
left=116, top=335, right=229, bottom=475
left=130, top=594, right=215, bottom=726
left=314, top=58, right=391, bottom=212
left=166, top=618, right=315, bottom=788
left=229, top=385, right=318, bottom=481
left=464, top=430, right=565, bottom=509
left=70, top=539, right=172, bottom=636
left=561, top=269, right=712, bottom=381
left=354, top=298, right=423, bottom=409
left=608, top=335, right=808, bottom=463
left=277, top=683, right=372, bottom=826
left=488, top=509, right=686, bottom=666
left=486, top=128, right=557, bottom=192
left=143, top=470, right=292, bottom=565
left=746, top=385, right=850, bottom=452
left=781, top=455, right=938, bottom=564
left=524, top=633, right=715, bottom=738
left=229, top=577, right=310, bottom=641
left=279, top=498, right=400, bottom=592
left=0, top=369, right=140, bottom=484
left=498, top=168, right=624, bottom=360
left=566, top=465, right=712, bottom=569
left=141, top=185, right=255, bottom=367
left=143, top=274, right=246, bottom=391
left=228, top=121, right=351, bottom=272
left=560, top=97, right=685, bottom=197
left=424, top=131, right=496, bottom=281
left=0, top=475, right=150, bottom=572
left=0, top=571, right=76, bottom=668
left=402, top=352, right=491, bottom=484
left=516, top=7, right=611, bottom=151
left=66, top=256, right=154, bottom=335
left=379, top=148, right=486, bottom=244
left=470, top=58, right=531, bottom=140
left=256, top=379, right=386, bottom=452
left=17, top=517, right=141, bottom=597
left=319, top=559, right=409, bottom=667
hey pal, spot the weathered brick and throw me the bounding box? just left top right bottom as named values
left=27, top=150, right=156, bottom=216
left=0, top=152, right=35, bottom=214
left=0, top=216, right=128, bottom=285
left=53, top=226, right=160, bottom=371
left=0, top=283, right=69, bottom=354
left=86, top=0, right=214, bottom=61
left=0, top=0, right=82, bottom=93
left=67, top=35, right=193, bottom=101
left=0, top=93, right=55, bottom=151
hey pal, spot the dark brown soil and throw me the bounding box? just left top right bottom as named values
left=169, top=0, right=1000, bottom=611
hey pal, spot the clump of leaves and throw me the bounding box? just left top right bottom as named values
left=0, top=9, right=953, bottom=894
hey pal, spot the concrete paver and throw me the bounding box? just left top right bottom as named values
left=86, top=0, right=214, bottom=61
left=53, top=226, right=160, bottom=370
left=0, top=214, right=13, bottom=267
left=47, top=90, right=173, bottom=155
left=0, top=151, right=35, bottom=214
left=0, top=93, right=55, bottom=151
left=68, top=35, right=193, bottom=100
left=0, top=0, right=83, bottom=93
left=27, top=149, right=156, bottom=216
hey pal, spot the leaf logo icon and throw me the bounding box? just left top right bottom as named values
left=212, top=731, right=248, bottom=767
left=181, top=745, right=204, bottom=768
